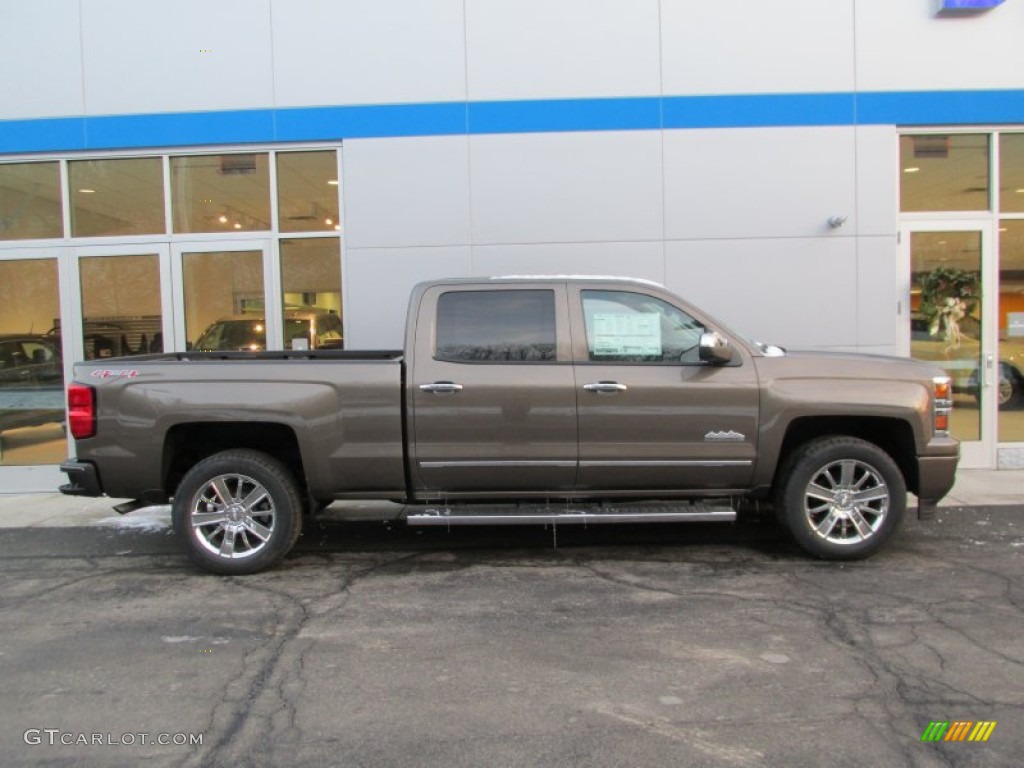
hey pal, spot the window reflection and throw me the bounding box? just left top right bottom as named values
left=0, top=162, right=63, bottom=240
left=277, top=151, right=340, bottom=234
left=184, top=251, right=265, bottom=350
left=171, top=154, right=271, bottom=234
left=900, top=134, right=990, bottom=212
left=1000, top=135, right=1024, bottom=214
left=280, top=238, right=343, bottom=349
left=79, top=255, right=164, bottom=358
left=70, top=158, right=165, bottom=237
left=0, top=259, right=65, bottom=466
left=998, top=222, right=1024, bottom=441
left=436, top=290, right=556, bottom=362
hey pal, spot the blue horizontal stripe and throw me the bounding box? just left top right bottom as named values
left=1, top=90, right=1023, bottom=154
left=469, top=97, right=662, bottom=134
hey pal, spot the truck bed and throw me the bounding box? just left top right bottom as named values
left=72, top=351, right=407, bottom=502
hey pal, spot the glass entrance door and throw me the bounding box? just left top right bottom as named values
left=903, top=224, right=996, bottom=468
left=71, top=244, right=172, bottom=364
left=171, top=241, right=275, bottom=352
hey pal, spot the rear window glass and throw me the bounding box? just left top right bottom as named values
left=436, top=290, right=556, bottom=362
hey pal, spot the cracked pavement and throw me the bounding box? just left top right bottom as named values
left=0, top=507, right=1021, bottom=767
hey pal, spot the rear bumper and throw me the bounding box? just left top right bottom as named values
left=59, top=460, right=104, bottom=497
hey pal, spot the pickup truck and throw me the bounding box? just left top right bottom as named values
left=59, top=277, right=959, bottom=574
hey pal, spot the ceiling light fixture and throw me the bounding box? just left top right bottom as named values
left=78, top=188, right=96, bottom=194
left=327, top=179, right=339, bottom=186
left=903, top=167, right=920, bottom=174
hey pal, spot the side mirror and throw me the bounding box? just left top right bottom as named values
left=698, top=332, right=734, bottom=365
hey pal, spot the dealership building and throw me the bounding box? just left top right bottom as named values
left=1, top=0, right=1023, bottom=491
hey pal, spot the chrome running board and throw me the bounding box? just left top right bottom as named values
left=406, top=501, right=736, bottom=526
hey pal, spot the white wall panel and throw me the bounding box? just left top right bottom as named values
left=273, top=0, right=467, bottom=107
left=665, top=238, right=859, bottom=349
left=470, top=131, right=663, bottom=245
left=344, top=247, right=472, bottom=349
left=343, top=136, right=471, bottom=249
left=855, top=236, right=899, bottom=351
left=470, top=242, right=665, bottom=285
left=465, top=0, right=660, bottom=100
left=855, top=126, right=898, bottom=238
left=661, top=0, right=855, bottom=96
left=664, top=127, right=857, bottom=241
left=81, top=0, right=274, bottom=115
left=0, top=1, right=84, bottom=119
left=856, top=0, right=1024, bottom=91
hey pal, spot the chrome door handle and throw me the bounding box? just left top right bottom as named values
left=583, top=381, right=628, bottom=394
left=419, top=381, right=464, bottom=394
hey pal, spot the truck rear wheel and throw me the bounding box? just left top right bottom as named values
left=172, top=449, right=303, bottom=575
left=776, top=436, right=906, bottom=560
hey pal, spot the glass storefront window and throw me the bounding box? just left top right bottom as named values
left=183, top=250, right=265, bottom=350
left=998, top=221, right=1024, bottom=441
left=79, top=255, right=164, bottom=358
left=1000, top=134, right=1024, bottom=214
left=900, top=134, right=990, bottom=212
left=277, top=151, right=340, bottom=234
left=280, top=238, right=343, bottom=349
left=171, top=154, right=271, bottom=234
left=0, top=163, right=63, bottom=240
left=0, top=259, right=65, bottom=466
left=69, top=158, right=165, bottom=237
left=908, top=231, right=983, bottom=443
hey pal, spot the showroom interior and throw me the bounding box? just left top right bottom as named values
left=1, top=0, right=1023, bottom=489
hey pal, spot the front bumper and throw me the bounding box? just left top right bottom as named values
left=915, top=437, right=960, bottom=520
left=59, top=460, right=104, bottom=497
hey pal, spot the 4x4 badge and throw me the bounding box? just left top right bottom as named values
left=705, top=430, right=745, bottom=442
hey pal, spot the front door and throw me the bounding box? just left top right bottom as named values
left=902, top=224, right=996, bottom=468
left=571, top=286, right=759, bottom=493
left=409, top=284, right=578, bottom=495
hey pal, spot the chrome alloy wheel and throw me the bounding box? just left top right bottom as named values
left=189, top=473, right=276, bottom=559
left=803, top=459, right=889, bottom=545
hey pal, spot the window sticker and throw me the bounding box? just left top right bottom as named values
left=591, top=312, right=662, bottom=357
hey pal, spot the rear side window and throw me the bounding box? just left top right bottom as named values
left=436, top=290, right=556, bottom=362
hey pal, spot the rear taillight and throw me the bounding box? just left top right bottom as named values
left=933, top=376, right=952, bottom=435
left=68, top=384, right=96, bottom=439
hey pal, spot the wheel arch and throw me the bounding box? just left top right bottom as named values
left=163, top=421, right=305, bottom=500
left=773, top=416, right=919, bottom=496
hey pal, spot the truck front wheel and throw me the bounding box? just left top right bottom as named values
left=776, top=437, right=906, bottom=560
left=172, top=449, right=304, bottom=575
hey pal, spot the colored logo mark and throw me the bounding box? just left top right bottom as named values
left=921, top=721, right=997, bottom=742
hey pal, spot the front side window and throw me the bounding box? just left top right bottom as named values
left=435, top=290, right=556, bottom=362
left=581, top=290, right=704, bottom=364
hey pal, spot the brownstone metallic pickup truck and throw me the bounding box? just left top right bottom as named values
left=59, top=277, right=959, bottom=574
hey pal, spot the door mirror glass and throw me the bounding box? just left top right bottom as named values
left=698, top=332, right=734, bottom=365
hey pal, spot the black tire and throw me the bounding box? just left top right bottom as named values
left=775, top=436, right=906, bottom=560
left=172, top=449, right=304, bottom=575
left=998, top=365, right=1023, bottom=410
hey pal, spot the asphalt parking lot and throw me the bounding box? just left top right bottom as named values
left=1, top=506, right=1022, bottom=767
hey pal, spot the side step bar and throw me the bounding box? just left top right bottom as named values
left=406, top=501, right=736, bottom=526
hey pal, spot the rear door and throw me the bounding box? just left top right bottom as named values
left=571, top=284, right=759, bottom=493
left=409, top=283, right=577, bottom=495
